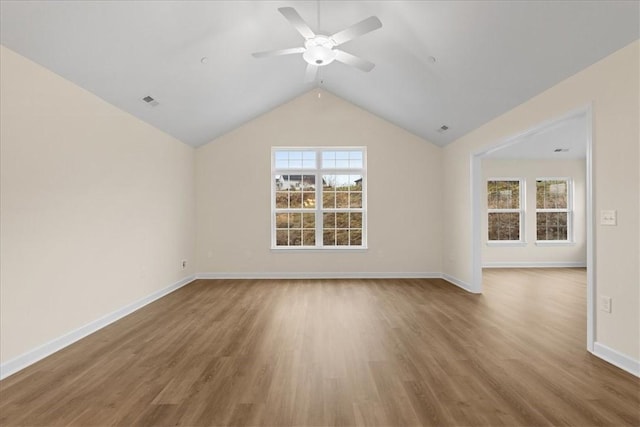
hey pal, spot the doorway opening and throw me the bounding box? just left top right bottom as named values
left=470, top=105, right=594, bottom=351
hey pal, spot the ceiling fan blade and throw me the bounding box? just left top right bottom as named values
left=278, top=7, right=316, bottom=40
left=252, top=47, right=305, bottom=58
left=330, top=16, right=382, bottom=46
left=304, top=63, right=318, bottom=83
left=334, top=50, right=375, bottom=72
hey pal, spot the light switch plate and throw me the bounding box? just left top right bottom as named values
left=600, top=210, right=617, bottom=226
left=600, top=296, right=612, bottom=313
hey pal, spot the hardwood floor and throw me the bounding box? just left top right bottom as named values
left=1, top=269, right=638, bottom=426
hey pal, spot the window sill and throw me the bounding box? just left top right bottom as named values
left=271, top=246, right=368, bottom=252
left=535, top=241, right=575, bottom=247
left=486, top=241, right=527, bottom=247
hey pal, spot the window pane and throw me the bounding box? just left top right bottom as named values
left=323, top=212, right=336, bottom=228
left=336, top=175, right=350, bottom=189
left=321, top=150, right=364, bottom=169
left=488, top=212, right=520, bottom=241
left=537, top=180, right=568, bottom=209
left=537, top=212, right=568, bottom=240
left=336, top=230, right=349, bottom=246
left=275, top=213, right=288, bottom=228
left=275, top=191, right=288, bottom=209
left=303, top=213, right=315, bottom=228
left=273, top=151, right=316, bottom=169
left=322, top=191, right=335, bottom=208
left=349, top=151, right=363, bottom=168
left=350, top=212, right=362, bottom=228
left=323, top=230, right=336, bottom=246
left=322, top=151, right=336, bottom=169
left=303, top=192, right=316, bottom=208
left=303, top=231, right=316, bottom=246
left=323, top=175, right=336, bottom=189
left=350, top=230, right=362, bottom=245
left=289, top=229, right=302, bottom=246
left=487, top=180, right=520, bottom=209
left=289, top=213, right=302, bottom=228
left=336, top=192, right=349, bottom=208
left=335, top=212, right=349, bottom=229
left=289, top=192, right=302, bottom=208
left=323, top=174, right=351, bottom=189
left=276, top=230, right=288, bottom=246
left=349, top=192, right=362, bottom=208
left=349, top=175, right=363, bottom=190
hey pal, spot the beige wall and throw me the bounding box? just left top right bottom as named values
left=0, top=46, right=196, bottom=364
left=443, top=41, right=639, bottom=359
left=195, top=90, right=442, bottom=276
left=482, top=159, right=586, bottom=266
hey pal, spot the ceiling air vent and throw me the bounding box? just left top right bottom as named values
left=437, top=125, right=449, bottom=133
left=554, top=148, right=570, bottom=153
left=142, top=95, right=159, bottom=107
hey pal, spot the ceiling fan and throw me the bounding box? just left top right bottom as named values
left=252, top=7, right=382, bottom=82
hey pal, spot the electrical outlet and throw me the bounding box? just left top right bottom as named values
left=600, top=296, right=612, bottom=313
left=181, top=260, right=187, bottom=269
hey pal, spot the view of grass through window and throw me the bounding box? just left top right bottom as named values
left=487, top=180, right=522, bottom=241
left=272, top=149, right=365, bottom=248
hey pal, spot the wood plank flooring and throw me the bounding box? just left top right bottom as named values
left=1, top=269, right=638, bottom=426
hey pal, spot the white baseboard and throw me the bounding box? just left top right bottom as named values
left=483, top=261, right=587, bottom=268
left=196, top=271, right=443, bottom=280
left=197, top=271, right=480, bottom=295
left=592, top=342, right=640, bottom=377
left=0, top=274, right=196, bottom=381
left=441, top=273, right=478, bottom=293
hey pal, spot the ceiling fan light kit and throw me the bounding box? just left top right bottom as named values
left=252, top=7, right=382, bottom=82
left=303, top=37, right=337, bottom=66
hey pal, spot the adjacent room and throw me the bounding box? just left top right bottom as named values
left=1, top=1, right=638, bottom=426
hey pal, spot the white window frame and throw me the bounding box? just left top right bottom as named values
left=486, top=178, right=526, bottom=246
left=271, top=147, right=367, bottom=250
left=535, top=177, right=573, bottom=245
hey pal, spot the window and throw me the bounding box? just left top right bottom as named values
left=487, top=179, right=524, bottom=242
left=536, top=178, right=571, bottom=242
left=272, top=148, right=366, bottom=249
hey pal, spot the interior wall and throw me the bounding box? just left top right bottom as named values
left=195, top=90, right=443, bottom=276
left=442, top=40, right=639, bottom=360
left=0, top=46, right=196, bottom=364
left=482, top=158, right=586, bottom=267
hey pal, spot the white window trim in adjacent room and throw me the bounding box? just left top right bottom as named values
left=535, top=177, right=573, bottom=246
left=486, top=178, right=526, bottom=246
left=271, top=147, right=367, bottom=250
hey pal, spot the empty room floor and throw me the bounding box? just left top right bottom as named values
left=0, top=269, right=638, bottom=426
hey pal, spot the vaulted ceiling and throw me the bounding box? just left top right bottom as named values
left=1, top=1, right=638, bottom=147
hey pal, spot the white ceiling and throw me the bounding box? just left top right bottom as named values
left=1, top=1, right=638, bottom=147
left=485, top=113, right=587, bottom=160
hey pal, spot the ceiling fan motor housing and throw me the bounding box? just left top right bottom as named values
left=303, top=36, right=336, bottom=66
